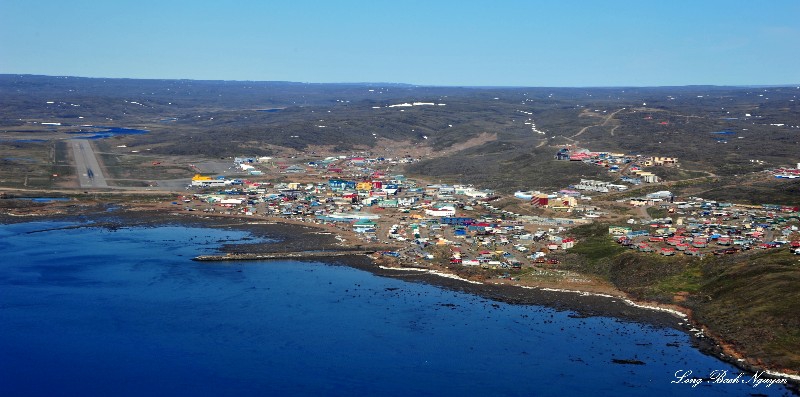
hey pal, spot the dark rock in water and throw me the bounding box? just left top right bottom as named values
left=612, top=359, right=645, bottom=365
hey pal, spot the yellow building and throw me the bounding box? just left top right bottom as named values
left=638, top=172, right=659, bottom=183
left=649, top=156, right=678, bottom=166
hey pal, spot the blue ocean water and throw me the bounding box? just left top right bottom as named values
left=0, top=221, right=794, bottom=397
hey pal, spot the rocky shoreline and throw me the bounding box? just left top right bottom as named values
left=2, top=205, right=798, bottom=392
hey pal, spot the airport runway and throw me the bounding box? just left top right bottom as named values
left=71, top=139, right=109, bottom=188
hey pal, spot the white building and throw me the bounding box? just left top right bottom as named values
left=425, top=206, right=456, bottom=217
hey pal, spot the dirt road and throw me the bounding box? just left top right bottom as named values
left=572, top=108, right=625, bottom=139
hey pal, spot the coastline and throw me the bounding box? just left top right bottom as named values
left=1, top=204, right=798, bottom=391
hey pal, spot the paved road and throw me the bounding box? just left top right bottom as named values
left=71, top=139, right=109, bottom=188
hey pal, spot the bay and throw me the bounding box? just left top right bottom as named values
left=0, top=221, right=793, bottom=396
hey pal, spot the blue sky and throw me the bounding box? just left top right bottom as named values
left=1, top=0, right=798, bottom=86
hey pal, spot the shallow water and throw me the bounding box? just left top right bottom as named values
left=0, top=221, right=793, bottom=396
left=11, top=197, right=72, bottom=203
left=66, top=126, right=149, bottom=140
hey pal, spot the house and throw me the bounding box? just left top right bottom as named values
left=627, top=230, right=650, bottom=238
left=666, top=237, right=683, bottom=246
left=649, top=156, right=678, bottom=166
left=424, top=186, right=440, bottom=195
left=621, top=176, right=641, bottom=185
left=191, top=174, right=230, bottom=187
left=630, top=168, right=660, bottom=183
left=328, top=179, right=349, bottom=191
left=647, top=191, right=673, bottom=200
left=437, top=186, right=455, bottom=197
left=638, top=172, right=659, bottom=183
left=377, top=199, right=398, bottom=208
left=685, top=247, right=703, bottom=257
left=441, top=217, right=475, bottom=226
left=382, top=184, right=400, bottom=195
left=569, top=153, right=591, bottom=161
left=560, top=196, right=578, bottom=208
left=461, top=188, right=491, bottom=198
left=370, top=190, right=388, bottom=198
left=558, top=189, right=581, bottom=197
left=353, top=219, right=377, bottom=233
left=573, top=179, right=612, bottom=193
left=531, top=193, right=550, bottom=207
left=425, top=206, right=456, bottom=217
left=609, top=226, right=632, bottom=235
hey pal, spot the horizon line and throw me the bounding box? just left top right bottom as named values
left=2, top=73, right=799, bottom=90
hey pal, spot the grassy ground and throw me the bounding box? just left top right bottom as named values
left=96, top=149, right=195, bottom=182
left=693, top=177, right=800, bottom=206
left=646, top=206, right=668, bottom=219
left=53, top=141, right=75, bottom=180
left=690, top=249, right=800, bottom=370
left=563, top=222, right=800, bottom=372
left=0, top=141, right=58, bottom=189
